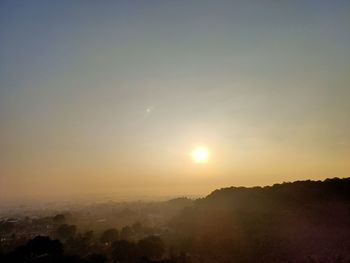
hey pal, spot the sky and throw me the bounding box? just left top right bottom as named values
left=0, top=0, right=349, bottom=203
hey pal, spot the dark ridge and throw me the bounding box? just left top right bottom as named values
left=196, top=177, right=350, bottom=209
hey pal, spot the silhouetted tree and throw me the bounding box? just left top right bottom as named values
left=83, top=230, right=95, bottom=240
left=53, top=214, right=66, bottom=224
left=54, top=224, right=77, bottom=241
left=85, top=253, right=107, bottom=263
left=120, top=226, right=133, bottom=241
left=111, top=240, right=138, bottom=263
left=5, top=236, right=63, bottom=263
left=138, top=236, right=165, bottom=260
left=100, top=228, right=119, bottom=245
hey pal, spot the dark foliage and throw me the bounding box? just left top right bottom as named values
left=138, top=236, right=165, bottom=260
left=3, top=236, right=63, bottom=263
left=53, top=224, right=77, bottom=241
left=53, top=214, right=66, bottom=225
left=100, top=228, right=119, bottom=245
left=171, top=177, right=350, bottom=262
left=1, top=178, right=350, bottom=262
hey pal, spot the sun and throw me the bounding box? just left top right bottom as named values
left=191, top=146, right=209, bottom=163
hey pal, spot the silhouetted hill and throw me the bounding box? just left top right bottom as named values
left=198, top=177, right=350, bottom=209
left=171, top=178, right=350, bottom=263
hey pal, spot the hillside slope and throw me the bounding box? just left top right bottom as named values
left=170, top=178, right=350, bottom=263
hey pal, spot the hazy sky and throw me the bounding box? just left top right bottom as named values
left=1, top=0, right=349, bottom=202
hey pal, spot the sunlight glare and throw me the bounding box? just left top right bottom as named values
left=191, top=146, right=209, bottom=163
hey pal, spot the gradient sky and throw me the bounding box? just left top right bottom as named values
left=1, top=0, right=349, bottom=202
